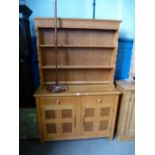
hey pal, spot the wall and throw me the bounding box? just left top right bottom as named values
left=20, top=0, right=134, bottom=39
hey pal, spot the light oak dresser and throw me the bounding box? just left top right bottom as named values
left=34, top=18, right=121, bottom=143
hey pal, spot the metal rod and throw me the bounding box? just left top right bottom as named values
left=54, top=0, right=58, bottom=85
left=46, top=0, right=68, bottom=93
left=93, top=0, right=96, bottom=19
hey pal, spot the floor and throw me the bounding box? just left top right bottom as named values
left=19, top=138, right=135, bottom=155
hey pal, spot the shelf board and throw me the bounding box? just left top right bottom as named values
left=39, top=44, right=116, bottom=48
left=44, top=81, right=112, bottom=85
left=40, top=65, right=114, bottom=69
left=35, top=83, right=121, bottom=97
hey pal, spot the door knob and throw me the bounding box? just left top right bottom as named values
left=56, top=99, right=60, bottom=104
left=97, top=98, right=102, bottom=103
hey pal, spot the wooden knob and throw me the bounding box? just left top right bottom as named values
left=56, top=99, right=60, bottom=104
left=97, top=98, right=102, bottom=103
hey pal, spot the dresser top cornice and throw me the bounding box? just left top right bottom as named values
left=35, top=18, right=121, bottom=30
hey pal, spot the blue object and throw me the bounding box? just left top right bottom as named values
left=115, top=38, right=133, bottom=80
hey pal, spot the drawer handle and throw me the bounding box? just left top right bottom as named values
left=56, top=99, right=60, bottom=104
left=96, top=98, right=102, bottom=103
left=74, top=116, right=76, bottom=127
left=83, top=114, right=85, bottom=127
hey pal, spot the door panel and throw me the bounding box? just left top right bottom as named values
left=126, top=92, right=135, bottom=135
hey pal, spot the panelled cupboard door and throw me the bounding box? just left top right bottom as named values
left=81, top=95, right=116, bottom=137
left=125, top=92, right=135, bottom=136
left=39, top=97, right=76, bottom=140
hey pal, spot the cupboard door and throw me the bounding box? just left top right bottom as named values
left=81, top=95, right=116, bottom=137
left=125, top=92, right=135, bottom=136
left=39, top=97, right=76, bottom=140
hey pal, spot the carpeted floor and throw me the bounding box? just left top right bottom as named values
left=19, top=138, right=135, bottom=155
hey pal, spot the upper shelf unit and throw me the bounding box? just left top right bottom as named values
left=35, top=18, right=121, bottom=86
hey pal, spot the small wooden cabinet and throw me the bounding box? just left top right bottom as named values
left=34, top=18, right=121, bottom=142
left=116, top=80, right=135, bottom=141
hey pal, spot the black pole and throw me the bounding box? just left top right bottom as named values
left=93, top=0, right=96, bottom=19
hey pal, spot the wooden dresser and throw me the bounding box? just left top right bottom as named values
left=116, top=80, right=135, bottom=141
left=34, top=18, right=121, bottom=143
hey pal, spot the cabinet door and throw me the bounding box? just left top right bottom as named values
left=39, top=97, right=76, bottom=140
left=81, top=95, right=117, bottom=137
left=125, top=92, right=135, bottom=136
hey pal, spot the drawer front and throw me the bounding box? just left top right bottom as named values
left=39, top=96, right=75, bottom=106
left=83, top=95, right=118, bottom=105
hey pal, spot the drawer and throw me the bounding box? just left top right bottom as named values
left=83, top=95, right=117, bottom=104
left=38, top=96, right=75, bottom=106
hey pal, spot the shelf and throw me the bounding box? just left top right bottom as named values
left=40, top=65, right=114, bottom=69
left=44, top=81, right=112, bottom=85
left=39, top=44, right=116, bottom=48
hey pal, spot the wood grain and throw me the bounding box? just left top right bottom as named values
left=116, top=80, right=135, bottom=141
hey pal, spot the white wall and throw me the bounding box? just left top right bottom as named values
left=95, top=0, right=134, bottom=38
left=120, top=0, right=135, bottom=38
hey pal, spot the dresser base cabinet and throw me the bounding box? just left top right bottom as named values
left=116, top=80, right=135, bottom=141
left=34, top=84, right=120, bottom=143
